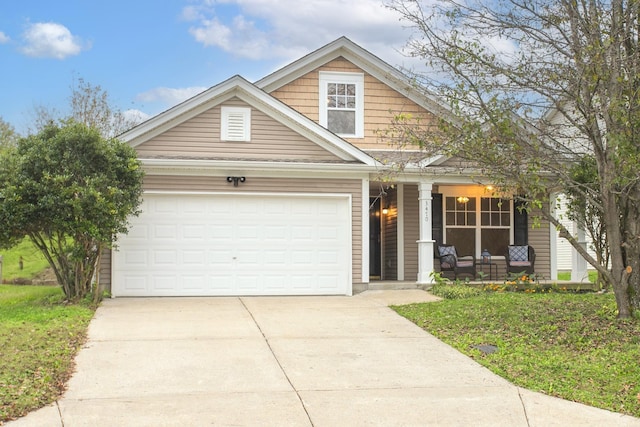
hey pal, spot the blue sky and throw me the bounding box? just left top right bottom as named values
left=0, top=0, right=418, bottom=134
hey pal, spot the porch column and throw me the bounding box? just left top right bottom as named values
left=571, top=222, right=589, bottom=282
left=417, top=181, right=435, bottom=284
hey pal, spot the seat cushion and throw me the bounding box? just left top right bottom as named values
left=457, top=260, right=474, bottom=268
left=509, top=261, right=531, bottom=267
left=509, top=245, right=529, bottom=261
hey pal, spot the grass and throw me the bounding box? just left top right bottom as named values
left=1, top=239, right=50, bottom=281
left=557, top=270, right=598, bottom=282
left=392, top=290, right=640, bottom=418
left=0, top=285, right=95, bottom=423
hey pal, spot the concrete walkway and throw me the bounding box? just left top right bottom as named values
left=8, top=290, right=640, bottom=426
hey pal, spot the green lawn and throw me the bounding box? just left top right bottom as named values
left=0, top=285, right=95, bottom=423
left=557, top=270, right=598, bottom=282
left=392, top=290, right=640, bottom=418
left=1, top=239, right=51, bottom=282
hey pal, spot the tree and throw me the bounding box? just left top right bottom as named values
left=385, top=0, right=640, bottom=318
left=30, top=77, right=141, bottom=138
left=0, top=121, right=144, bottom=301
left=0, top=117, right=18, bottom=152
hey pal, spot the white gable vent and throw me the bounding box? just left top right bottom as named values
left=221, top=106, right=251, bottom=141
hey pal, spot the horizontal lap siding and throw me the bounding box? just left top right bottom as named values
left=99, top=176, right=363, bottom=290
left=529, top=206, right=552, bottom=280
left=269, top=57, right=437, bottom=151
left=135, top=98, right=342, bottom=162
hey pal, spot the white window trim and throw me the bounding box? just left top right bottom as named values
left=441, top=192, right=513, bottom=258
left=221, top=106, right=251, bottom=142
left=319, top=71, right=364, bottom=138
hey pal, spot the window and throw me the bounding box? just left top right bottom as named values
left=480, top=197, right=511, bottom=257
left=319, top=72, right=364, bottom=137
left=445, top=196, right=476, bottom=257
left=443, top=196, right=511, bottom=257
left=221, top=106, right=251, bottom=141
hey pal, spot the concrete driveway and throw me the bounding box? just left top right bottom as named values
left=9, top=290, right=640, bottom=426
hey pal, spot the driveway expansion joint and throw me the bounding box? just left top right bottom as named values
left=239, top=297, right=316, bottom=427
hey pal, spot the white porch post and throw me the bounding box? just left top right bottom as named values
left=571, top=223, right=589, bottom=282
left=417, top=181, right=435, bottom=284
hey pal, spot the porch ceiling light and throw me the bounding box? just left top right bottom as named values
left=456, top=196, right=470, bottom=204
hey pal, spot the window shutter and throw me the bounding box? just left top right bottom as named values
left=513, top=200, right=528, bottom=245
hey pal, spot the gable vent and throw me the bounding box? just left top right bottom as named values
left=221, top=106, right=251, bottom=142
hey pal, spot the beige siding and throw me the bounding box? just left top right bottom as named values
left=100, top=176, right=364, bottom=292
left=529, top=206, right=552, bottom=279
left=270, top=57, right=437, bottom=150
left=403, top=184, right=419, bottom=280
left=98, top=247, right=111, bottom=294
left=135, top=98, right=343, bottom=162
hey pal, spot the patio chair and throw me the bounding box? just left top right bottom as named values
left=437, top=245, right=477, bottom=280
left=505, top=245, right=536, bottom=275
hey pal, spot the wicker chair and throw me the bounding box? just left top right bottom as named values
left=437, top=245, right=477, bottom=280
left=505, top=245, right=536, bottom=275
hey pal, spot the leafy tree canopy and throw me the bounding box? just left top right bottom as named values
left=0, top=120, right=144, bottom=301
left=0, top=117, right=18, bottom=152
left=385, top=0, right=640, bottom=318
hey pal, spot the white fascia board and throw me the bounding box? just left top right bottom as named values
left=140, top=158, right=377, bottom=179
left=120, top=76, right=248, bottom=145
left=120, top=75, right=378, bottom=167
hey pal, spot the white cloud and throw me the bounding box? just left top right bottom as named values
left=135, top=86, right=209, bottom=105
left=21, top=22, right=86, bottom=59
left=0, top=31, right=9, bottom=44
left=122, top=109, right=151, bottom=125
left=181, top=0, right=415, bottom=65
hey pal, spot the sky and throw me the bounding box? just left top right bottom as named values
left=0, top=0, right=421, bottom=134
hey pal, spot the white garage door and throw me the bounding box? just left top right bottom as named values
left=112, top=193, right=352, bottom=296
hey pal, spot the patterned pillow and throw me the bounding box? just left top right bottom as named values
left=439, top=246, right=457, bottom=258
left=439, top=246, right=458, bottom=268
left=509, top=245, right=529, bottom=262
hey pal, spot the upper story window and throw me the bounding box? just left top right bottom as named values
left=221, top=106, right=251, bottom=142
left=319, top=71, right=364, bottom=138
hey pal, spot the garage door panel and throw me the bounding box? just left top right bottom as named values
left=183, top=225, right=206, bottom=240
left=154, top=198, right=179, bottom=214
left=264, top=251, right=286, bottom=265
left=182, top=275, right=206, bottom=290
left=153, top=276, right=177, bottom=291
left=113, top=194, right=351, bottom=296
left=122, top=275, right=148, bottom=291
left=183, top=250, right=206, bottom=265
left=209, top=225, right=233, bottom=241
left=153, top=224, right=177, bottom=239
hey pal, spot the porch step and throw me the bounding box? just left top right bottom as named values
left=367, top=281, right=429, bottom=291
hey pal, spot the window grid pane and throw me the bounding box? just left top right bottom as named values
left=445, top=196, right=475, bottom=226
left=326, top=83, right=356, bottom=112
left=480, top=197, right=510, bottom=227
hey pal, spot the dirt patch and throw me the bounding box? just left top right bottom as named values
left=3, top=267, right=58, bottom=286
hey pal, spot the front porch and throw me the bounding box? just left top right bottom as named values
left=367, top=180, right=556, bottom=286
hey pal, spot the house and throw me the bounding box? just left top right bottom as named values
left=100, top=37, right=553, bottom=297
